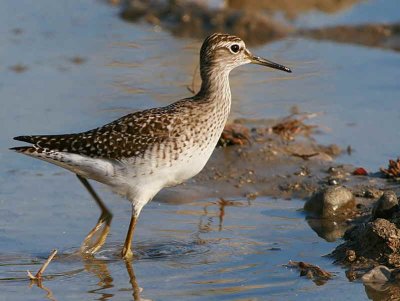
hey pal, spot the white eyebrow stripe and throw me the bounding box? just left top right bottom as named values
left=220, top=41, right=244, bottom=49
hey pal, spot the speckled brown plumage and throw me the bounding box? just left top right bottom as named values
left=11, top=33, right=292, bottom=258
left=12, top=95, right=228, bottom=163
left=14, top=100, right=191, bottom=160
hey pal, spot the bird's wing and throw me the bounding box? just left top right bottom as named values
left=12, top=104, right=187, bottom=160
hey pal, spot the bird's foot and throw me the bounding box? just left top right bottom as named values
left=121, top=247, right=134, bottom=260
left=80, top=213, right=112, bottom=255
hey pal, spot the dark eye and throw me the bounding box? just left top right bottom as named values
left=230, top=44, right=240, bottom=53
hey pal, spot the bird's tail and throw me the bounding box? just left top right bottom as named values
left=10, top=146, right=37, bottom=154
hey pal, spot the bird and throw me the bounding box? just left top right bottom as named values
left=11, top=33, right=292, bottom=260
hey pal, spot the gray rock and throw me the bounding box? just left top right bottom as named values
left=304, top=186, right=355, bottom=218
left=362, top=265, right=392, bottom=284
left=372, top=191, right=399, bottom=219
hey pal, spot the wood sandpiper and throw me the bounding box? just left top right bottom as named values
left=11, top=33, right=291, bottom=259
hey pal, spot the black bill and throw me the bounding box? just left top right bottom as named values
left=251, top=55, right=292, bottom=73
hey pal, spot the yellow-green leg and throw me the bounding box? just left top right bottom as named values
left=76, top=174, right=113, bottom=255
left=121, top=209, right=138, bottom=260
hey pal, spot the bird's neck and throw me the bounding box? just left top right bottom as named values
left=197, top=66, right=232, bottom=108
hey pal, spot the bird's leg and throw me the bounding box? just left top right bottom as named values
left=76, top=174, right=113, bottom=255
left=121, top=206, right=138, bottom=260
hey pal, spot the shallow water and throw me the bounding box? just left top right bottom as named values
left=0, top=0, right=399, bottom=300
left=1, top=195, right=364, bottom=301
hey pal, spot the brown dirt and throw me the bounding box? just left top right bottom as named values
left=157, top=117, right=398, bottom=205
left=300, top=23, right=400, bottom=52
left=226, top=0, right=362, bottom=19
left=119, top=1, right=400, bottom=51
left=120, top=0, right=293, bottom=45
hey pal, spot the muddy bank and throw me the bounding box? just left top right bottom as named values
left=225, top=0, right=362, bottom=19
left=158, top=114, right=398, bottom=207
left=301, top=23, right=400, bottom=52
left=119, top=0, right=400, bottom=51
left=157, top=113, right=342, bottom=204
left=120, top=0, right=292, bottom=45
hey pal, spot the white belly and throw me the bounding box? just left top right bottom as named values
left=108, top=141, right=214, bottom=209
left=166, top=145, right=215, bottom=186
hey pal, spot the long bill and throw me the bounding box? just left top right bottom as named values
left=250, top=55, right=292, bottom=73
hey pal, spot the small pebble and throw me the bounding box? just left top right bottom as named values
left=346, top=249, right=356, bottom=262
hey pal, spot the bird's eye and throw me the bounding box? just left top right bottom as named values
left=230, top=44, right=240, bottom=53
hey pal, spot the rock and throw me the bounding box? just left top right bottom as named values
left=362, top=265, right=392, bottom=283
left=331, top=218, right=400, bottom=268
left=372, top=191, right=399, bottom=219
left=304, top=186, right=355, bottom=218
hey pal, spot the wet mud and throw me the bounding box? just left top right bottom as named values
left=120, top=0, right=400, bottom=51
left=120, top=0, right=292, bottom=45
left=301, top=23, right=400, bottom=52
left=158, top=114, right=342, bottom=204
left=225, top=0, right=362, bottom=18
left=160, top=114, right=397, bottom=206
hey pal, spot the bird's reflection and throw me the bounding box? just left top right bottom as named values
left=84, top=257, right=151, bottom=301
left=84, top=258, right=114, bottom=301
left=30, top=256, right=151, bottom=301
left=125, top=260, right=144, bottom=301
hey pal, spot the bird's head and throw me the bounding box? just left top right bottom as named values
left=200, top=33, right=292, bottom=74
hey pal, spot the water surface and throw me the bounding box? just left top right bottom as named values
left=0, top=0, right=399, bottom=300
